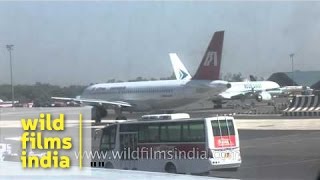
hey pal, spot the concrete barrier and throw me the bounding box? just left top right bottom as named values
left=283, top=95, right=320, bottom=116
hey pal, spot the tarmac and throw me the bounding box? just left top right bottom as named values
left=0, top=107, right=319, bottom=180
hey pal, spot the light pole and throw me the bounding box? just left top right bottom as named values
left=290, top=53, right=294, bottom=86
left=6, top=45, right=14, bottom=107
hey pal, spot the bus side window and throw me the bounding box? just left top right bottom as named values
left=160, top=123, right=181, bottom=142
left=110, top=127, right=116, bottom=149
left=160, top=125, right=167, bottom=141
left=100, top=125, right=116, bottom=152
left=120, top=124, right=139, bottom=132
left=138, top=125, right=147, bottom=142
left=138, top=124, right=160, bottom=143
left=182, top=122, right=205, bottom=142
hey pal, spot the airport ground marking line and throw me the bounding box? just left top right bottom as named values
left=241, top=136, right=320, bottom=149
left=240, top=131, right=320, bottom=148
left=240, top=131, right=320, bottom=142
left=240, top=158, right=320, bottom=169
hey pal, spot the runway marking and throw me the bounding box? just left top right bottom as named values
left=257, top=124, right=274, bottom=127
left=241, top=131, right=320, bottom=149
left=240, top=158, right=320, bottom=169
left=235, top=119, right=320, bottom=130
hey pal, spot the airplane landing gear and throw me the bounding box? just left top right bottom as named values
left=92, top=106, right=108, bottom=124
left=214, top=103, right=223, bottom=109
left=115, top=116, right=127, bottom=120
left=213, top=100, right=223, bottom=109
left=114, top=106, right=127, bottom=120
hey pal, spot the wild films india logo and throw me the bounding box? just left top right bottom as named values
left=20, top=113, right=82, bottom=169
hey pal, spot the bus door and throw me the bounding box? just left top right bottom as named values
left=93, top=129, right=103, bottom=152
left=119, top=132, right=138, bottom=169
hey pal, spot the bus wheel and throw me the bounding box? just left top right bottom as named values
left=165, top=162, right=177, bottom=173
left=105, top=162, right=114, bottom=169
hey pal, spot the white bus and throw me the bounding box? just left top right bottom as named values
left=92, top=116, right=241, bottom=174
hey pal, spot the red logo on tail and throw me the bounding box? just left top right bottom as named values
left=192, top=31, right=224, bottom=80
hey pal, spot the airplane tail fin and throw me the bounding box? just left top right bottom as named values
left=192, top=31, right=224, bottom=80
left=169, top=53, right=192, bottom=80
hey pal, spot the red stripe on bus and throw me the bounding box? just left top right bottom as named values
left=214, top=135, right=236, bottom=148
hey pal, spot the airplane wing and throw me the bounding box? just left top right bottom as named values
left=51, top=97, right=132, bottom=107
left=220, top=89, right=274, bottom=100
left=219, top=92, right=245, bottom=99
left=219, top=89, right=258, bottom=99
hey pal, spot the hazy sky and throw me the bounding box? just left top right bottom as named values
left=0, top=1, right=320, bottom=85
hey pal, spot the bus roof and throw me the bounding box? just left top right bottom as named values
left=141, top=113, right=190, bottom=117
left=101, top=116, right=234, bottom=128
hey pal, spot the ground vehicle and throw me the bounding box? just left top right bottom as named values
left=92, top=116, right=241, bottom=174
left=140, top=113, right=190, bottom=120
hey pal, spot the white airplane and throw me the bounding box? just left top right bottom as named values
left=53, top=31, right=230, bottom=121
left=169, top=53, right=280, bottom=108
left=249, top=76, right=313, bottom=95
left=278, top=85, right=313, bottom=95
left=0, top=99, right=19, bottom=108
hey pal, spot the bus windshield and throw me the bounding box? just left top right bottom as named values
left=212, top=119, right=235, bottom=136
left=211, top=119, right=236, bottom=148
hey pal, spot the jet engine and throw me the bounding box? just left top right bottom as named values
left=255, top=91, right=272, bottom=102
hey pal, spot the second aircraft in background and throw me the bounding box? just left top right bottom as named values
left=169, top=53, right=280, bottom=108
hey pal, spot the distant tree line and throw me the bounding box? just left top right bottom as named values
left=0, top=73, right=262, bottom=105
left=105, top=73, right=176, bottom=83
left=0, top=74, right=176, bottom=105
left=0, top=83, right=86, bottom=105
left=221, top=73, right=265, bottom=82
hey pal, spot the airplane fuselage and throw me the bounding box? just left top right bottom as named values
left=81, top=80, right=228, bottom=111
left=216, top=81, right=280, bottom=100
